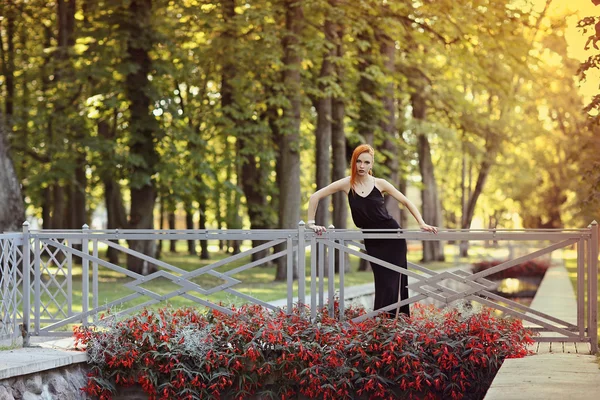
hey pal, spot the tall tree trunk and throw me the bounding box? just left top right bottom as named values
left=314, top=16, right=334, bottom=228
left=99, top=120, right=127, bottom=265
left=156, top=195, right=164, bottom=259
left=1, top=1, right=15, bottom=122
left=412, top=92, right=444, bottom=262
left=275, top=0, right=303, bottom=282
left=378, top=31, right=401, bottom=223
left=198, top=194, right=210, bottom=260
left=185, top=204, right=196, bottom=255
left=122, top=0, right=159, bottom=274
left=331, top=15, right=349, bottom=274
left=239, top=137, right=271, bottom=262
left=357, top=29, right=376, bottom=146
left=331, top=20, right=347, bottom=233
left=0, top=111, right=24, bottom=232
left=70, top=151, right=87, bottom=229
left=356, top=27, right=377, bottom=272
left=221, top=0, right=242, bottom=255
left=168, top=209, right=177, bottom=252
left=51, top=184, right=67, bottom=230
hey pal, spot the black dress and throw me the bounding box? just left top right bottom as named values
left=348, top=186, right=409, bottom=317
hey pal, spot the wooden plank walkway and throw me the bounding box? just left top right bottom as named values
left=485, top=264, right=599, bottom=399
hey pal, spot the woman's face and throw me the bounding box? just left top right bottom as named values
left=356, top=152, right=373, bottom=176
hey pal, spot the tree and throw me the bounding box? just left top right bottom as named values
left=275, top=0, right=304, bottom=281
left=0, top=112, right=24, bottom=232
left=121, top=0, right=161, bottom=274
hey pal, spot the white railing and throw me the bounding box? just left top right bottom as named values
left=0, top=221, right=597, bottom=353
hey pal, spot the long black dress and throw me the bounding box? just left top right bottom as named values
left=348, top=186, right=409, bottom=317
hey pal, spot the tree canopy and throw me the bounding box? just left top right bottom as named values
left=0, top=0, right=595, bottom=276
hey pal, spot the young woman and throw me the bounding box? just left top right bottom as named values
left=306, top=144, right=438, bottom=317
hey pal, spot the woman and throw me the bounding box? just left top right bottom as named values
left=306, top=144, right=438, bottom=317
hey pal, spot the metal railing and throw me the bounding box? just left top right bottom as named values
left=0, top=221, right=597, bottom=353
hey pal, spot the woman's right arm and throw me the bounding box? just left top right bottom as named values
left=307, top=177, right=350, bottom=233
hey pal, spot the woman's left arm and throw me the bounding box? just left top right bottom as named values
left=378, top=179, right=438, bottom=233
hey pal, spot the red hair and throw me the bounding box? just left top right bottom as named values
left=350, top=144, right=375, bottom=189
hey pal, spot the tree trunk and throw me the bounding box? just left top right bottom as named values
left=417, top=133, right=444, bottom=262
left=2, top=1, right=15, bottom=122
left=275, top=0, right=303, bottom=282
left=156, top=195, right=164, bottom=259
left=331, top=17, right=349, bottom=274
left=99, top=120, right=127, bottom=265
left=357, top=29, right=376, bottom=146
left=239, top=137, right=271, bottom=262
left=71, top=152, right=87, bottom=229
left=378, top=32, right=401, bottom=224
left=122, top=0, right=159, bottom=274
left=198, top=195, right=210, bottom=260
left=168, top=210, right=177, bottom=252
left=185, top=204, right=196, bottom=255
left=51, top=184, right=67, bottom=230
left=356, top=27, right=377, bottom=272
left=412, top=91, right=444, bottom=262
left=314, top=16, right=334, bottom=228
left=0, top=111, right=24, bottom=232
left=220, top=0, right=242, bottom=256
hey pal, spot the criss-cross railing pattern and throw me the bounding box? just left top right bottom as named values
left=22, top=227, right=299, bottom=335
left=0, top=234, right=22, bottom=340
left=0, top=222, right=597, bottom=353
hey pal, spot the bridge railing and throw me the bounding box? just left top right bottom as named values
left=0, top=221, right=597, bottom=353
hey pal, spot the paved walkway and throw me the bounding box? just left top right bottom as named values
left=485, top=264, right=600, bottom=399
left=0, top=337, right=84, bottom=381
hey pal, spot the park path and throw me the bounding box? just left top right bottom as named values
left=484, top=264, right=600, bottom=400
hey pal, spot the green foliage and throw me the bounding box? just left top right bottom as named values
left=0, top=0, right=592, bottom=235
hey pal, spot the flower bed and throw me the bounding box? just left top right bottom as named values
left=74, top=303, right=534, bottom=400
left=471, top=259, right=550, bottom=280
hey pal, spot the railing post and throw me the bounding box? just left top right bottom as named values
left=297, top=221, right=306, bottom=315
left=589, top=221, right=598, bottom=354
left=81, top=224, right=90, bottom=327
left=21, top=221, right=30, bottom=346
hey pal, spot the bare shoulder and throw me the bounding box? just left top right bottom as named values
left=333, top=176, right=351, bottom=193
left=374, top=177, right=392, bottom=191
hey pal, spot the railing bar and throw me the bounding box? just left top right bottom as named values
left=82, top=228, right=90, bottom=327
left=287, top=237, right=293, bottom=313
left=67, top=239, right=73, bottom=317
left=39, top=240, right=143, bottom=279
left=224, top=249, right=287, bottom=276
left=298, top=224, right=306, bottom=313
left=103, top=238, right=286, bottom=277
left=469, top=239, right=578, bottom=281
left=180, top=293, right=235, bottom=315
left=310, top=236, right=317, bottom=320
left=339, top=239, right=345, bottom=320
left=324, top=240, right=423, bottom=280
left=589, top=222, right=598, bottom=354
left=10, top=240, right=18, bottom=339
left=352, top=294, right=430, bottom=323
left=328, top=239, right=335, bottom=316
left=578, top=239, right=586, bottom=338
left=473, top=296, right=577, bottom=338
left=34, top=238, right=41, bottom=335
left=468, top=289, right=578, bottom=329
left=318, top=240, right=324, bottom=310
left=222, top=288, right=279, bottom=311
left=93, top=241, right=99, bottom=324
